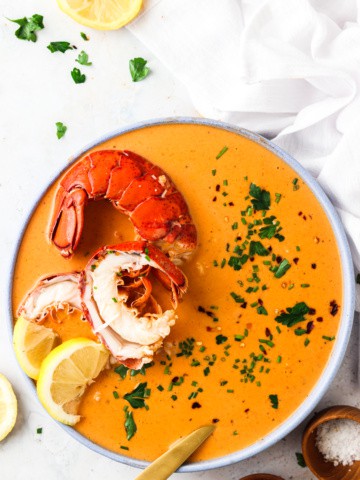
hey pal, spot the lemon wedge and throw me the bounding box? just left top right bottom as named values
left=0, top=374, right=17, bottom=442
left=56, top=0, right=143, bottom=30
left=37, top=338, right=109, bottom=425
left=13, top=317, right=59, bottom=380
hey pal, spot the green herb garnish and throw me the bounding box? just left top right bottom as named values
left=71, top=67, right=86, bottom=84
left=216, top=146, right=228, bottom=159
left=249, top=183, right=270, bottom=211
left=249, top=241, right=269, bottom=257
left=275, top=302, right=310, bottom=328
left=322, top=335, right=335, bottom=342
left=80, top=32, right=89, bottom=41
left=113, top=391, right=119, bottom=399
left=76, top=50, right=92, bottom=66
left=274, top=259, right=291, bottom=278
left=123, top=382, right=149, bottom=409
left=36, top=427, right=42, bottom=434
left=124, top=408, right=137, bottom=440
left=129, top=57, right=150, bottom=82
left=9, top=14, right=44, bottom=42
left=215, top=334, right=228, bottom=345
left=47, top=41, right=73, bottom=53
left=269, top=394, right=279, bottom=409
left=114, top=364, right=129, bottom=379
left=230, top=292, right=245, bottom=304
left=55, top=122, right=67, bottom=139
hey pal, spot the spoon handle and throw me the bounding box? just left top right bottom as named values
left=135, top=425, right=215, bottom=480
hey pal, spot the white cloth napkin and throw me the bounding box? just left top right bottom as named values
left=128, top=0, right=360, bottom=306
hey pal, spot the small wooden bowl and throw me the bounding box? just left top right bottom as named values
left=239, top=475, right=284, bottom=480
left=302, top=405, right=360, bottom=480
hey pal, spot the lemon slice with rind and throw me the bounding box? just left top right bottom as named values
left=13, top=317, right=59, bottom=381
left=56, top=0, right=143, bottom=30
left=37, top=338, right=109, bottom=425
left=0, top=374, right=17, bottom=442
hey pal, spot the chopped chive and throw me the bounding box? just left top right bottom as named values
left=304, top=338, right=310, bottom=347
left=157, top=385, right=164, bottom=391
left=276, top=356, right=282, bottom=363
left=322, top=335, right=335, bottom=341
left=296, top=246, right=301, bottom=251
left=112, top=297, right=118, bottom=303
left=212, top=169, right=217, bottom=176
left=216, top=146, right=228, bottom=159
left=301, top=284, right=310, bottom=288
left=275, top=193, right=282, bottom=203
left=203, top=367, right=210, bottom=376
left=36, top=427, right=42, bottom=434
left=113, top=391, right=119, bottom=399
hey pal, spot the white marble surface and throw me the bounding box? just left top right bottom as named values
left=0, top=1, right=359, bottom=479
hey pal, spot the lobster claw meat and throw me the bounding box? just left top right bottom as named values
left=80, top=241, right=187, bottom=370
left=17, top=273, right=82, bottom=322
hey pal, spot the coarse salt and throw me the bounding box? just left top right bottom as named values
left=316, top=419, right=360, bottom=466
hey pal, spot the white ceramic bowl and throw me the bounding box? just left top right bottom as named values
left=5, top=117, right=355, bottom=472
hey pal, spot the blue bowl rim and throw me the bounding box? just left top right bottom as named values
left=5, top=116, right=355, bottom=472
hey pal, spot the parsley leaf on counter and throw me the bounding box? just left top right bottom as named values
left=123, top=382, right=149, bottom=409
left=71, top=67, right=86, bottom=84
left=55, top=122, right=67, bottom=139
left=47, top=41, right=73, bottom=53
left=9, top=14, right=44, bottom=42
left=80, top=32, right=89, bottom=41
left=296, top=452, right=306, bottom=468
left=76, top=50, right=92, bottom=66
left=124, top=408, right=137, bottom=440
left=249, top=183, right=270, bottom=211
left=269, top=394, right=279, bottom=409
left=129, top=57, right=150, bottom=82
left=275, top=302, right=310, bottom=327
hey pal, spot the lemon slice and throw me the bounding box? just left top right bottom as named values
left=37, top=338, right=109, bottom=425
left=0, top=374, right=17, bottom=442
left=13, top=317, right=59, bottom=380
left=56, top=0, right=143, bottom=30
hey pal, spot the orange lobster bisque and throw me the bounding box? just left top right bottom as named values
left=12, top=123, right=342, bottom=463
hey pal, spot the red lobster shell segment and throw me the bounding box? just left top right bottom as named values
left=80, top=241, right=187, bottom=369
left=49, top=150, right=197, bottom=262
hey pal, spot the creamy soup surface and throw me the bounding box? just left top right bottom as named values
left=12, top=123, right=342, bottom=462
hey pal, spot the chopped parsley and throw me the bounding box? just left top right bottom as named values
left=296, top=452, right=306, bottom=468
left=275, top=302, right=310, bottom=327
left=124, top=407, right=137, bottom=440
left=9, top=14, right=44, bottom=42
left=114, top=364, right=129, bottom=379
left=47, top=41, right=73, bottom=53
left=249, top=241, right=269, bottom=257
left=123, top=382, right=149, bottom=409
left=215, top=334, right=228, bottom=345
left=129, top=57, right=150, bottom=82
left=249, top=183, right=270, bottom=211
left=55, top=122, right=67, bottom=139
left=36, top=427, right=42, bottom=434
left=76, top=50, right=92, bottom=66
left=71, top=67, right=86, bottom=84
left=269, top=394, right=279, bottom=409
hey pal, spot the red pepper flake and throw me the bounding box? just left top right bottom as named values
left=229, top=202, right=234, bottom=206
left=212, top=418, right=220, bottom=423
left=311, top=263, right=317, bottom=269
left=298, top=211, right=303, bottom=216
left=276, top=256, right=282, bottom=264
left=212, top=196, right=217, bottom=202
left=244, top=408, right=250, bottom=413
left=198, top=306, right=206, bottom=313
left=192, top=402, right=201, bottom=409
left=236, top=236, right=242, bottom=241
left=268, top=246, right=273, bottom=252
left=330, top=300, right=339, bottom=316
left=306, top=321, right=314, bottom=334
left=172, top=376, right=179, bottom=384
left=240, top=302, right=247, bottom=309
left=293, top=257, right=299, bottom=265
left=302, top=215, right=307, bottom=221
left=308, top=308, right=316, bottom=315
left=265, top=327, right=271, bottom=337
left=258, top=298, right=264, bottom=306
left=216, top=184, right=220, bottom=192
left=316, top=316, right=323, bottom=322
left=249, top=257, right=255, bottom=262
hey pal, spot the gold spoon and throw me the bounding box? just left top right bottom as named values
left=135, top=425, right=215, bottom=480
